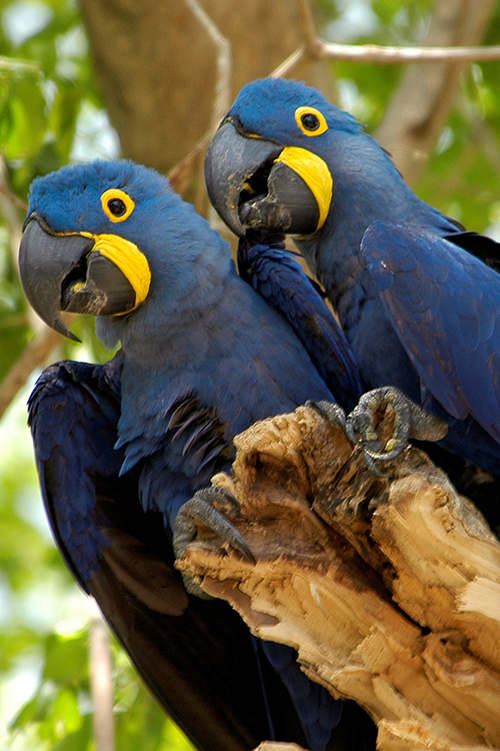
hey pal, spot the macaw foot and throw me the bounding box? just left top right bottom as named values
left=305, top=399, right=348, bottom=432
left=306, top=397, right=390, bottom=477
left=173, top=486, right=255, bottom=597
left=346, top=386, right=448, bottom=474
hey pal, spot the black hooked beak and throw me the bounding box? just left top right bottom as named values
left=204, top=120, right=321, bottom=237
left=19, top=214, right=137, bottom=341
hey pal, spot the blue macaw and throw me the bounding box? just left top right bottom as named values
left=19, top=159, right=374, bottom=751
left=204, top=77, right=500, bottom=529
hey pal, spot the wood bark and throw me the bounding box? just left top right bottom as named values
left=177, top=405, right=500, bottom=751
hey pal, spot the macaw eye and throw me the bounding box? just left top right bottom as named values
left=101, top=188, right=135, bottom=223
left=108, top=198, right=127, bottom=216
left=295, top=106, right=328, bottom=137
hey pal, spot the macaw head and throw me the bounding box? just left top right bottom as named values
left=19, top=159, right=229, bottom=341
left=204, top=77, right=364, bottom=238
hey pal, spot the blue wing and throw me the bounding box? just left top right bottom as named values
left=238, top=236, right=363, bottom=411
left=119, top=389, right=233, bottom=529
left=28, top=355, right=131, bottom=586
left=445, top=230, right=500, bottom=273
left=361, top=221, right=500, bottom=459
left=27, top=357, right=291, bottom=751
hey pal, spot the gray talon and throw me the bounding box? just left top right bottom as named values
left=200, top=486, right=242, bottom=515
left=173, top=486, right=255, bottom=597
left=346, top=386, right=448, bottom=474
left=306, top=399, right=347, bottom=432
left=362, top=448, right=393, bottom=478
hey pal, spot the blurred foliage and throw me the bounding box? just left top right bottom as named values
left=329, top=0, right=500, bottom=231
left=0, top=0, right=499, bottom=749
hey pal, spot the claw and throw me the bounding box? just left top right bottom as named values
left=346, top=386, right=448, bottom=475
left=347, top=387, right=410, bottom=458
left=361, top=449, right=394, bottom=478
left=173, top=487, right=255, bottom=597
left=304, top=398, right=395, bottom=474
left=305, top=399, right=347, bottom=433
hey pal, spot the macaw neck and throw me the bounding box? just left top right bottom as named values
left=95, top=221, right=236, bottom=359
left=294, top=130, right=459, bottom=398
left=97, top=263, right=237, bottom=370
left=103, top=265, right=247, bottom=467
left=296, top=130, right=454, bottom=307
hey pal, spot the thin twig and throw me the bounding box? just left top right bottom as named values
left=0, top=326, right=62, bottom=419
left=89, top=608, right=115, bottom=751
left=272, top=39, right=500, bottom=77
left=270, top=0, right=500, bottom=79
left=271, top=46, right=307, bottom=79
left=184, top=0, right=232, bottom=131
left=295, top=0, right=322, bottom=56
left=0, top=184, right=27, bottom=213
left=168, top=136, right=209, bottom=195
left=183, top=0, right=233, bottom=212
left=316, top=39, right=500, bottom=63
left=0, top=55, right=39, bottom=73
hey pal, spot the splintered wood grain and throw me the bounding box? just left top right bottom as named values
left=176, top=405, right=500, bottom=750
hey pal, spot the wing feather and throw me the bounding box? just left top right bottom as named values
left=238, top=235, right=362, bottom=411
left=27, top=358, right=280, bottom=751
left=362, top=221, right=500, bottom=442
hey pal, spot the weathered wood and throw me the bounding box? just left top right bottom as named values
left=177, top=405, right=500, bottom=751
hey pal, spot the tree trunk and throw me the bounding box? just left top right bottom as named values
left=178, top=405, right=500, bottom=751
left=79, top=0, right=332, bottom=188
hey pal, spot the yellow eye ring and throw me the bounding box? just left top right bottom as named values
left=295, top=106, right=328, bottom=137
left=101, top=188, right=136, bottom=223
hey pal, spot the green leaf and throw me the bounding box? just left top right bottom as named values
left=52, top=686, right=82, bottom=734
left=52, top=714, right=92, bottom=751
left=42, top=632, right=88, bottom=684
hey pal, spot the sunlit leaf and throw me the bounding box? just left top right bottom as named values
left=42, top=632, right=88, bottom=684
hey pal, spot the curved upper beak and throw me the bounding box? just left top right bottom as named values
left=204, top=120, right=329, bottom=237
left=19, top=215, right=137, bottom=340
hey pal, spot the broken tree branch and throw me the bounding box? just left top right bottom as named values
left=178, top=405, right=500, bottom=751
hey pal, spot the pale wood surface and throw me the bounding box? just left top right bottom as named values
left=177, top=405, right=500, bottom=751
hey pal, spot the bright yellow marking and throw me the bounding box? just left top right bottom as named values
left=70, top=281, right=86, bottom=293
left=80, top=231, right=151, bottom=309
left=100, top=188, right=136, bottom=222
left=294, top=106, right=328, bottom=136
left=275, top=146, right=333, bottom=230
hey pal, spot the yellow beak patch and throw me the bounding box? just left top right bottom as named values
left=274, top=147, right=333, bottom=231
left=80, top=232, right=151, bottom=310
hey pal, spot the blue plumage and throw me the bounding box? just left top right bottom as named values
left=237, top=236, right=362, bottom=411
left=362, top=221, right=500, bottom=471
left=22, top=159, right=368, bottom=751
left=208, top=77, right=500, bottom=492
